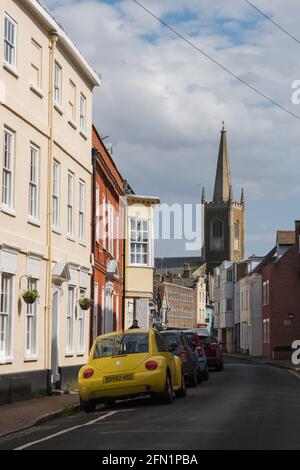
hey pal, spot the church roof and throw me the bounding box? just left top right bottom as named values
left=213, top=124, right=232, bottom=203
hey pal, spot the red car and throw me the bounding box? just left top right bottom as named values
left=195, top=331, right=224, bottom=372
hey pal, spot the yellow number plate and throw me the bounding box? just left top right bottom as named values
left=103, top=374, right=134, bottom=384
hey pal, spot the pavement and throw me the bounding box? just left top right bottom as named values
left=0, top=392, right=80, bottom=438
left=223, top=352, right=300, bottom=375
left=1, top=357, right=300, bottom=450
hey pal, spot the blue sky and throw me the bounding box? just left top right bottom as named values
left=44, top=0, right=300, bottom=258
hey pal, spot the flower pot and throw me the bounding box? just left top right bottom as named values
left=79, top=298, right=91, bottom=311
left=22, top=291, right=39, bottom=304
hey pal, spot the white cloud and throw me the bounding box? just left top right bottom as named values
left=43, top=0, right=300, bottom=256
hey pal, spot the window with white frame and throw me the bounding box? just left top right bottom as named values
left=263, top=318, right=270, bottom=343
left=25, top=278, right=38, bottom=356
left=66, top=286, right=74, bottom=353
left=67, top=172, right=74, bottom=237
left=2, top=128, right=14, bottom=209
left=130, top=219, right=149, bottom=265
left=116, top=213, right=120, bottom=261
left=108, top=202, right=114, bottom=255
left=115, top=294, right=119, bottom=331
left=52, top=161, right=60, bottom=229
left=102, top=195, right=107, bottom=249
left=4, top=14, right=17, bottom=67
left=93, top=283, right=98, bottom=341
left=80, top=94, right=86, bottom=131
left=28, top=144, right=39, bottom=220
left=78, top=289, right=86, bottom=353
left=79, top=180, right=85, bottom=243
left=96, top=184, right=100, bottom=242
left=0, top=273, right=13, bottom=359
left=54, top=62, right=62, bottom=105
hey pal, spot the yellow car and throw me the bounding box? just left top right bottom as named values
left=78, top=328, right=186, bottom=412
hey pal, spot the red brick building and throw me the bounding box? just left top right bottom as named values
left=91, top=126, right=125, bottom=344
left=256, top=222, right=300, bottom=359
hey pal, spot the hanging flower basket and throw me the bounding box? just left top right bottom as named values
left=22, top=290, right=39, bottom=304
left=78, top=298, right=91, bottom=311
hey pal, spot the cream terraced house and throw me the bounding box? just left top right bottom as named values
left=124, top=195, right=160, bottom=329
left=0, top=0, right=100, bottom=403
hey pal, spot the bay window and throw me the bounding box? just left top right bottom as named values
left=130, top=219, right=149, bottom=265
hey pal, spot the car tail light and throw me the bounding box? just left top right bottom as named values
left=180, top=351, right=188, bottom=361
left=197, top=347, right=203, bottom=357
left=145, top=360, right=158, bottom=370
left=83, top=368, right=94, bottom=379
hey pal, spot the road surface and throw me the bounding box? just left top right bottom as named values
left=1, top=358, right=300, bottom=450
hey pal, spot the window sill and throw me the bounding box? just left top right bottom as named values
left=67, top=235, right=76, bottom=243
left=68, top=119, right=77, bottom=130
left=0, top=358, right=13, bottom=365
left=3, top=61, right=20, bottom=79
left=65, top=353, right=74, bottom=358
left=79, top=241, right=86, bottom=248
left=28, top=217, right=41, bottom=227
left=52, top=226, right=62, bottom=235
left=24, top=355, right=38, bottom=362
left=1, top=205, right=16, bottom=217
left=79, top=130, right=88, bottom=141
left=30, top=83, right=44, bottom=99
left=77, top=353, right=85, bottom=357
left=54, top=103, right=64, bottom=116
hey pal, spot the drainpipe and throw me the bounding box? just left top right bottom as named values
left=90, top=147, right=98, bottom=348
left=121, top=197, right=127, bottom=331
left=45, top=32, right=58, bottom=392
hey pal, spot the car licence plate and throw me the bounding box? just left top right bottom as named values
left=103, top=374, right=134, bottom=384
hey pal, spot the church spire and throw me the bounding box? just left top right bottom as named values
left=213, top=123, right=232, bottom=203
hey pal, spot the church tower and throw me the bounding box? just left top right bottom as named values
left=202, top=125, right=245, bottom=275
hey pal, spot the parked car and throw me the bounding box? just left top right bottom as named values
left=78, top=328, right=186, bottom=412
left=196, top=331, right=224, bottom=371
left=182, top=330, right=209, bottom=382
left=161, top=330, right=199, bottom=387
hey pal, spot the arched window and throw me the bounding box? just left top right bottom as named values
left=212, top=219, right=223, bottom=238
left=234, top=219, right=240, bottom=251
left=210, top=219, right=224, bottom=251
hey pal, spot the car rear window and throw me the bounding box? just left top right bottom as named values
left=183, top=333, right=194, bottom=347
left=93, top=333, right=149, bottom=359
left=161, top=332, right=180, bottom=347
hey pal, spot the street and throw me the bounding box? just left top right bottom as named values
left=1, top=357, right=300, bottom=451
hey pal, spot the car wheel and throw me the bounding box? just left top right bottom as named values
left=158, top=372, right=173, bottom=404
left=189, top=369, right=198, bottom=388
left=80, top=397, right=96, bottom=413
left=215, top=361, right=224, bottom=372
left=175, top=371, right=187, bottom=398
